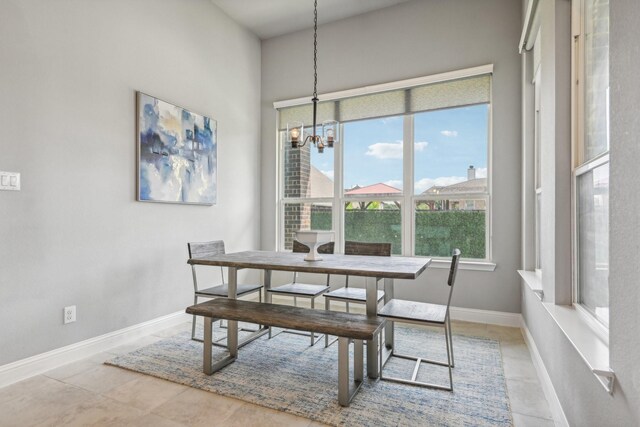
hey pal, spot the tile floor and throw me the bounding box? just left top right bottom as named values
left=0, top=303, right=555, bottom=426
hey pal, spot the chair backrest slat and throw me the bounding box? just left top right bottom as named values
left=445, top=249, right=461, bottom=310
left=188, top=240, right=225, bottom=259
left=447, top=249, right=461, bottom=287
left=292, top=240, right=335, bottom=254
left=344, top=241, right=391, bottom=257
left=188, top=240, right=226, bottom=290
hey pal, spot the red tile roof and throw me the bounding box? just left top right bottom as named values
left=345, top=183, right=401, bottom=195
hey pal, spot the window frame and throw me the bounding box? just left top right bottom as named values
left=275, top=67, right=493, bottom=262
left=571, top=0, right=610, bottom=328
left=533, top=66, right=542, bottom=275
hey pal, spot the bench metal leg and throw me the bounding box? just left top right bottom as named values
left=338, top=337, right=364, bottom=407
left=365, top=278, right=380, bottom=379
left=203, top=317, right=236, bottom=375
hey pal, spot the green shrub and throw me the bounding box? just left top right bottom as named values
left=311, top=208, right=485, bottom=258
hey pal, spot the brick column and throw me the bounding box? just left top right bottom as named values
left=283, top=143, right=311, bottom=249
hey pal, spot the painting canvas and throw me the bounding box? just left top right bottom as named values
left=137, top=92, right=217, bottom=205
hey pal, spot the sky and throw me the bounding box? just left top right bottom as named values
left=311, top=104, right=489, bottom=195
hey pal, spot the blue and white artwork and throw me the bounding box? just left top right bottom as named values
left=137, top=92, right=217, bottom=205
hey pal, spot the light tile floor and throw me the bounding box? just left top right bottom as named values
left=0, top=304, right=555, bottom=426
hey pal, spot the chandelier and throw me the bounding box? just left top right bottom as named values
left=286, top=0, right=339, bottom=154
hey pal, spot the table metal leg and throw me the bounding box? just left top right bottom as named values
left=366, top=277, right=380, bottom=379
left=264, top=269, right=272, bottom=303
left=228, top=267, right=239, bottom=358
left=204, top=317, right=213, bottom=374
left=384, top=278, right=394, bottom=349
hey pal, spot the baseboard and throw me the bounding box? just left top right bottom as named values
left=521, top=321, right=570, bottom=427
left=449, top=306, right=522, bottom=327
left=0, top=311, right=190, bottom=389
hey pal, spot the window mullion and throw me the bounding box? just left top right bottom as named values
left=334, top=123, right=345, bottom=253
left=403, top=115, right=414, bottom=256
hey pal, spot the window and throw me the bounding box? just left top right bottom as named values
left=574, top=0, right=609, bottom=326
left=413, top=105, right=490, bottom=259
left=276, top=68, right=492, bottom=260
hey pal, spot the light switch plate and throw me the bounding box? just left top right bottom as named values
left=0, top=171, right=20, bottom=191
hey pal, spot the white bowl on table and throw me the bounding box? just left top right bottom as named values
left=295, top=230, right=335, bottom=261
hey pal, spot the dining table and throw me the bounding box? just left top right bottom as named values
left=187, top=250, right=431, bottom=379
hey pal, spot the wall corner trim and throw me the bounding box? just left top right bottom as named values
left=0, top=311, right=190, bottom=389
left=521, top=320, right=570, bottom=427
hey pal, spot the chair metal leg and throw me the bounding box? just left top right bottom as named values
left=191, top=295, right=198, bottom=340
left=447, top=315, right=455, bottom=368
left=444, top=321, right=453, bottom=392
left=310, top=297, right=315, bottom=346
left=378, top=323, right=453, bottom=392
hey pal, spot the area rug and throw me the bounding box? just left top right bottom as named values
left=106, top=324, right=513, bottom=426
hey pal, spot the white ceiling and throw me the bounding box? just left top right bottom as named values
left=210, top=0, right=413, bottom=39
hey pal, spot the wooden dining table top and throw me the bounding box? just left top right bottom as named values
left=188, top=250, right=431, bottom=280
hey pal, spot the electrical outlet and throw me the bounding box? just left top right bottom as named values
left=64, top=305, right=76, bottom=324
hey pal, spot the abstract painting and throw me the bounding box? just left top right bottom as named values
left=137, top=92, right=217, bottom=205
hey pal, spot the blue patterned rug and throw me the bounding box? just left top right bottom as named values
left=106, top=324, right=513, bottom=426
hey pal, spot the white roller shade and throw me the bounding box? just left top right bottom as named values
left=278, top=73, right=491, bottom=129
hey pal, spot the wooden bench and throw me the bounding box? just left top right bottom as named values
left=186, top=298, right=385, bottom=406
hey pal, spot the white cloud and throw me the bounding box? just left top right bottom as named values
left=475, top=167, right=487, bottom=178
left=366, top=140, right=403, bottom=159
left=414, top=176, right=466, bottom=194
left=414, top=141, right=428, bottom=152
left=321, top=169, right=334, bottom=180
left=440, top=130, right=458, bottom=137
left=366, top=140, right=428, bottom=159
left=383, top=180, right=403, bottom=190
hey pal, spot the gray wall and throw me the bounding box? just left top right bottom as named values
left=260, top=0, right=523, bottom=313
left=0, top=0, right=261, bottom=365
left=609, top=0, right=640, bottom=422
left=521, top=0, right=640, bottom=425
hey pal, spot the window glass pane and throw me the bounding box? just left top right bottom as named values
left=535, top=192, right=542, bottom=270
left=583, top=0, right=609, bottom=161
left=283, top=202, right=332, bottom=250
left=283, top=130, right=334, bottom=198
left=414, top=105, right=489, bottom=195
left=343, top=117, right=403, bottom=195
left=535, top=108, right=541, bottom=189
left=577, top=162, right=609, bottom=326
left=344, top=201, right=401, bottom=255
left=415, top=199, right=486, bottom=259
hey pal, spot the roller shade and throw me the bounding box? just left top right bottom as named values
left=278, top=74, right=491, bottom=129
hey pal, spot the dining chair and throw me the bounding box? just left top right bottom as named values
left=323, top=240, right=391, bottom=347
left=267, top=240, right=334, bottom=346
left=188, top=240, right=264, bottom=342
left=377, top=248, right=461, bottom=391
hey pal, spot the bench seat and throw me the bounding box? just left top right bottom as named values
left=186, top=298, right=385, bottom=406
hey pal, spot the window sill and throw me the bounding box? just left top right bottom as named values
left=519, top=270, right=614, bottom=394
left=429, top=259, right=496, bottom=271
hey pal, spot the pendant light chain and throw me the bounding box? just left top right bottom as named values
left=313, top=0, right=318, bottom=100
